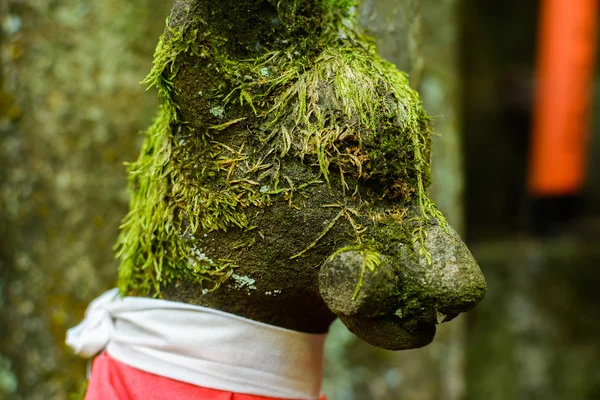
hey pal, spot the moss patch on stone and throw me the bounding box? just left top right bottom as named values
left=115, top=0, right=444, bottom=297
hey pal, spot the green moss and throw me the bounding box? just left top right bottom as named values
left=114, top=15, right=247, bottom=296
left=115, top=0, right=444, bottom=297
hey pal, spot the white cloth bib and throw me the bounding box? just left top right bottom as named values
left=66, top=289, right=327, bottom=400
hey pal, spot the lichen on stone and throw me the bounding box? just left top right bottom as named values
left=231, top=274, right=257, bottom=291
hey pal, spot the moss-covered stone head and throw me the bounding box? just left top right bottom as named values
left=115, top=0, right=486, bottom=350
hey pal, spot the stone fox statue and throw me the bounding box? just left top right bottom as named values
left=67, top=0, right=486, bottom=398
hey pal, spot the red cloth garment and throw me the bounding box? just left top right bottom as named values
left=68, top=289, right=327, bottom=399
left=85, top=352, right=327, bottom=400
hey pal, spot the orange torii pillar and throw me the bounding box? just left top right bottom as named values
left=529, top=0, right=598, bottom=198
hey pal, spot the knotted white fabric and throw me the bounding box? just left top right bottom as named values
left=66, top=289, right=327, bottom=400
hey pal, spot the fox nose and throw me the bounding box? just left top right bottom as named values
left=394, top=221, right=487, bottom=320
left=319, top=219, right=486, bottom=332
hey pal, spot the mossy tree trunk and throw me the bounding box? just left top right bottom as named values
left=0, top=1, right=172, bottom=398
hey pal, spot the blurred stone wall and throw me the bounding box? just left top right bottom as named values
left=323, top=1, right=468, bottom=399
left=0, top=1, right=173, bottom=398
left=467, top=238, right=600, bottom=400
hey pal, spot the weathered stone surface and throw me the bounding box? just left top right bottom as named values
left=320, top=251, right=399, bottom=317
left=339, top=314, right=436, bottom=351
left=395, top=221, right=486, bottom=319
left=320, top=217, right=485, bottom=350
left=319, top=223, right=486, bottom=321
